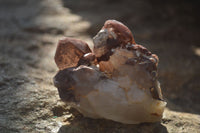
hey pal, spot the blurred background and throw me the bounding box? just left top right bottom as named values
left=0, top=0, right=199, bottom=132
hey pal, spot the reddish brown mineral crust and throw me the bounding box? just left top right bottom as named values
left=103, top=20, right=136, bottom=46
left=151, top=54, right=159, bottom=66
left=99, top=61, right=114, bottom=74
left=55, top=37, right=91, bottom=70
left=126, top=44, right=152, bottom=56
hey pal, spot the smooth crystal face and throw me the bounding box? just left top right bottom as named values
left=53, top=20, right=166, bottom=124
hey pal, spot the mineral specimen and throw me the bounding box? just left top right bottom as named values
left=53, top=20, right=166, bottom=124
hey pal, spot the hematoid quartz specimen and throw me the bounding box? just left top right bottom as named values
left=53, top=20, right=166, bottom=124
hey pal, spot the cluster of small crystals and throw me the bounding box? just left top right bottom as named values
left=53, top=20, right=166, bottom=124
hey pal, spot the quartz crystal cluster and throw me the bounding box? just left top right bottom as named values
left=53, top=20, right=166, bottom=124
